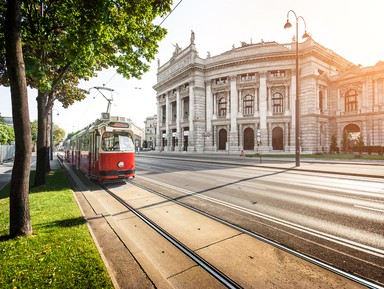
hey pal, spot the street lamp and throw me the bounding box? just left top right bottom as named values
left=284, top=10, right=310, bottom=167
left=50, top=109, right=59, bottom=160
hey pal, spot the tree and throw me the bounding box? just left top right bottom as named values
left=0, top=0, right=172, bottom=186
left=53, top=124, right=65, bottom=146
left=4, top=0, right=33, bottom=237
left=30, top=120, right=38, bottom=151
left=330, top=134, right=338, bottom=154
left=0, top=123, right=15, bottom=144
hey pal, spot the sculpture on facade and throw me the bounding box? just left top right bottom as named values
left=190, top=30, right=195, bottom=44
left=172, top=43, right=181, bottom=56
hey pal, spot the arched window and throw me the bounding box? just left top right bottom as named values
left=218, top=97, right=227, bottom=117
left=272, top=93, right=283, bottom=114
left=243, top=95, right=254, bottom=116
left=345, top=89, right=357, bottom=112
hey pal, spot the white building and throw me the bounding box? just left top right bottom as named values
left=153, top=32, right=384, bottom=154
left=143, top=115, right=157, bottom=149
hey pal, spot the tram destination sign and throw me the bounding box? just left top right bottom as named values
left=109, top=121, right=130, bottom=128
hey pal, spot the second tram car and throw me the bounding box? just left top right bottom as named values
left=65, top=115, right=136, bottom=181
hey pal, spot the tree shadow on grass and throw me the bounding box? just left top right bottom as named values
left=0, top=234, right=11, bottom=242
left=36, top=217, right=86, bottom=230
left=0, top=217, right=86, bottom=242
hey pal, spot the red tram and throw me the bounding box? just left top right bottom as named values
left=65, top=115, right=135, bottom=181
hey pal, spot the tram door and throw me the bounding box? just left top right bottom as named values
left=89, top=131, right=99, bottom=176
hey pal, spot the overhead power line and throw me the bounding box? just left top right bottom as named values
left=158, top=0, right=184, bottom=27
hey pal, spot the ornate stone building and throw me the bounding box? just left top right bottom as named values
left=143, top=115, right=157, bottom=149
left=153, top=32, right=384, bottom=154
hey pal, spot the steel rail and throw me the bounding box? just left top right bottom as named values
left=129, top=179, right=384, bottom=289
left=100, top=184, right=242, bottom=289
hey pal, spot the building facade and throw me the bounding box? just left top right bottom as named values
left=143, top=115, right=157, bottom=149
left=153, top=32, right=384, bottom=154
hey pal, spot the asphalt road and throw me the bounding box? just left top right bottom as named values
left=135, top=154, right=384, bottom=285
left=0, top=161, right=13, bottom=190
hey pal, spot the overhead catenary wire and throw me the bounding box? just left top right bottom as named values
left=73, top=0, right=184, bottom=130
left=102, top=0, right=184, bottom=86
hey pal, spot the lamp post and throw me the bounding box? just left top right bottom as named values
left=50, top=109, right=59, bottom=160
left=284, top=10, right=310, bottom=167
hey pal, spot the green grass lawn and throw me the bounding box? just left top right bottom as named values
left=0, top=170, right=113, bottom=289
left=245, top=153, right=384, bottom=160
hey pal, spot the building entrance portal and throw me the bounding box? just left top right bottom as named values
left=218, top=129, right=227, bottom=150
left=343, top=124, right=361, bottom=152
left=244, top=127, right=254, bottom=150
left=272, top=126, right=284, bottom=150
left=183, top=135, right=188, bottom=151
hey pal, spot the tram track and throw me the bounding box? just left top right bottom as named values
left=123, top=177, right=383, bottom=289
left=60, top=155, right=382, bottom=288
left=100, top=184, right=242, bottom=289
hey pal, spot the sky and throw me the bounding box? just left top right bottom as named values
left=1, top=0, right=384, bottom=134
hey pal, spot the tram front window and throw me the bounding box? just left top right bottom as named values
left=102, top=132, right=134, bottom=151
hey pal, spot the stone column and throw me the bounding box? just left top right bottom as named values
left=205, top=82, right=213, bottom=151
left=337, top=87, right=342, bottom=115
left=324, top=88, right=328, bottom=114
left=239, top=123, right=243, bottom=150
left=254, top=87, right=258, bottom=116
left=213, top=91, right=217, bottom=118
left=156, top=96, right=161, bottom=151
left=267, top=86, right=271, bottom=115
left=285, top=85, right=290, bottom=113
left=165, top=94, right=170, bottom=151
left=176, top=89, right=182, bottom=151
left=290, top=72, right=297, bottom=152
left=284, top=122, right=289, bottom=151
left=259, top=72, right=268, bottom=151
left=230, top=75, right=239, bottom=153
left=188, top=84, right=195, bottom=152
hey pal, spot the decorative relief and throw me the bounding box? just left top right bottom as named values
left=267, top=70, right=290, bottom=82
left=211, top=77, right=230, bottom=93
left=241, top=89, right=254, bottom=97
left=339, top=82, right=362, bottom=96
left=237, top=73, right=260, bottom=90
left=217, top=92, right=228, bottom=99
left=271, top=86, right=285, bottom=95
left=205, top=43, right=290, bottom=64
left=158, top=55, right=192, bottom=83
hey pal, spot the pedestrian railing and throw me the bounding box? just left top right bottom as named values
left=0, top=145, right=15, bottom=163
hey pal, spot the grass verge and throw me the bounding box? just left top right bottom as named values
left=245, top=153, right=384, bottom=160
left=0, top=170, right=113, bottom=289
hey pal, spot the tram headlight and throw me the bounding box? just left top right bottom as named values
left=117, top=161, right=124, bottom=168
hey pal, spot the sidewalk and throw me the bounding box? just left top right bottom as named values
left=0, top=155, right=62, bottom=190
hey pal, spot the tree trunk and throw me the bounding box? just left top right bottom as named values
left=5, top=0, right=33, bottom=237
left=34, top=91, right=49, bottom=186
left=45, top=111, right=51, bottom=172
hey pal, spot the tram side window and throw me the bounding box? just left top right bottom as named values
left=101, top=132, right=134, bottom=151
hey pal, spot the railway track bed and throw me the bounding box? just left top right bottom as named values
left=63, top=159, right=381, bottom=288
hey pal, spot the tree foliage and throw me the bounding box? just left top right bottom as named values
left=0, top=0, right=172, bottom=186
left=53, top=124, right=65, bottom=145
left=0, top=123, right=15, bottom=144
left=30, top=120, right=38, bottom=143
